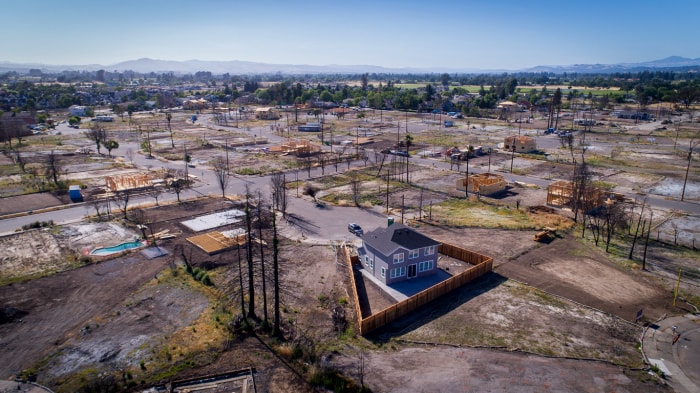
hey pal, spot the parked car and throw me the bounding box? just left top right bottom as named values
left=389, top=150, right=409, bottom=157
left=348, top=223, right=363, bottom=236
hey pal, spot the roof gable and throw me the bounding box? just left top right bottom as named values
left=362, top=223, right=439, bottom=257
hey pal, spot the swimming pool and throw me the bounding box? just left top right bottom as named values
left=90, top=241, right=144, bottom=256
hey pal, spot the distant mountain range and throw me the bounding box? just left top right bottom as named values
left=1, top=56, right=699, bottom=75
left=523, top=56, right=700, bottom=73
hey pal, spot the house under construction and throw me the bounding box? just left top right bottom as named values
left=105, top=170, right=166, bottom=192
left=456, top=173, right=507, bottom=195
left=187, top=229, right=247, bottom=255
left=546, top=180, right=626, bottom=208
left=267, top=140, right=319, bottom=156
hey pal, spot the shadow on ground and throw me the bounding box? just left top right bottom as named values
left=366, top=272, right=507, bottom=342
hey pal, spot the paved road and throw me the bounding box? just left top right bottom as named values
left=643, top=314, right=700, bottom=393
left=2, top=116, right=698, bottom=236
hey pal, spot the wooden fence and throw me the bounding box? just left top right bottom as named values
left=343, top=242, right=493, bottom=335
left=343, top=246, right=364, bottom=335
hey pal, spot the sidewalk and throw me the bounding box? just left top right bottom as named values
left=642, top=313, right=700, bottom=393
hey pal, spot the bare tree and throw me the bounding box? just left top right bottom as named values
left=628, top=199, right=647, bottom=259
left=304, top=154, right=313, bottom=177
left=350, top=172, right=361, bottom=206
left=113, top=189, right=132, bottom=219
left=44, top=150, right=62, bottom=186
left=270, top=172, right=287, bottom=214
left=166, top=169, right=189, bottom=202
left=147, top=184, right=163, bottom=206
left=256, top=191, right=268, bottom=328
left=244, top=186, right=257, bottom=320
left=681, top=133, right=699, bottom=201
left=90, top=197, right=107, bottom=219
left=84, top=123, right=106, bottom=155
left=13, top=150, right=26, bottom=173
left=604, top=203, right=627, bottom=253
left=142, top=128, right=153, bottom=158
left=129, top=207, right=153, bottom=242
left=211, top=156, right=230, bottom=198
left=269, top=211, right=282, bottom=338
left=166, top=112, right=174, bottom=148
left=571, top=159, right=592, bottom=224
left=1, top=117, right=25, bottom=149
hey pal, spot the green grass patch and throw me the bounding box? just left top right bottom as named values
left=430, top=199, right=533, bottom=229
left=234, top=165, right=274, bottom=175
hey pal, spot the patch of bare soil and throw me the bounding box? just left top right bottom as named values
left=0, top=253, right=169, bottom=380
left=379, top=277, right=642, bottom=364
left=40, top=275, right=209, bottom=381
left=0, top=193, right=64, bottom=216
left=496, top=235, right=670, bottom=322
left=415, top=225, right=540, bottom=267
left=0, top=229, right=65, bottom=281
left=331, top=346, right=666, bottom=393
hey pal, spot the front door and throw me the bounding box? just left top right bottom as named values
left=407, top=264, right=417, bottom=279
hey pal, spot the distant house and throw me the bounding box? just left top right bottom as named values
left=69, top=105, right=88, bottom=116
left=255, top=107, right=278, bottom=120
left=358, top=223, right=440, bottom=285
left=504, top=135, right=536, bottom=153
left=183, top=98, right=209, bottom=110
left=298, top=123, right=321, bottom=132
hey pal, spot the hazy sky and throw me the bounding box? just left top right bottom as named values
left=3, top=0, right=698, bottom=70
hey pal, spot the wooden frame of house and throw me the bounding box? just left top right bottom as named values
left=504, top=135, right=537, bottom=153
left=456, top=172, right=507, bottom=195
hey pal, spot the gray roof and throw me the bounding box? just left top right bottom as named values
left=362, top=223, right=439, bottom=256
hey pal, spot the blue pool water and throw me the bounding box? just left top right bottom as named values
left=90, top=241, right=144, bottom=256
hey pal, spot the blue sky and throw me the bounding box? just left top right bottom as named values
left=3, top=0, right=699, bottom=70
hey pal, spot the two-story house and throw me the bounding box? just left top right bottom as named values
left=358, top=223, right=440, bottom=285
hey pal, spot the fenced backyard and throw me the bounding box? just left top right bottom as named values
left=344, top=242, right=493, bottom=335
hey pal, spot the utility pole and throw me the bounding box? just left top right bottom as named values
left=465, top=154, right=469, bottom=198
left=385, top=172, right=389, bottom=214
left=510, top=142, right=516, bottom=173
left=681, top=137, right=697, bottom=201
left=225, top=138, right=229, bottom=175
left=518, top=115, right=522, bottom=135
left=184, top=143, right=189, bottom=180
left=488, top=147, right=492, bottom=173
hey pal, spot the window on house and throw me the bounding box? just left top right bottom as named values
left=390, top=266, right=406, bottom=278
left=381, top=267, right=385, bottom=278
left=364, top=255, right=370, bottom=266
left=408, top=249, right=419, bottom=259
left=424, top=246, right=435, bottom=256
left=393, top=253, right=404, bottom=264
left=418, top=261, right=434, bottom=272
